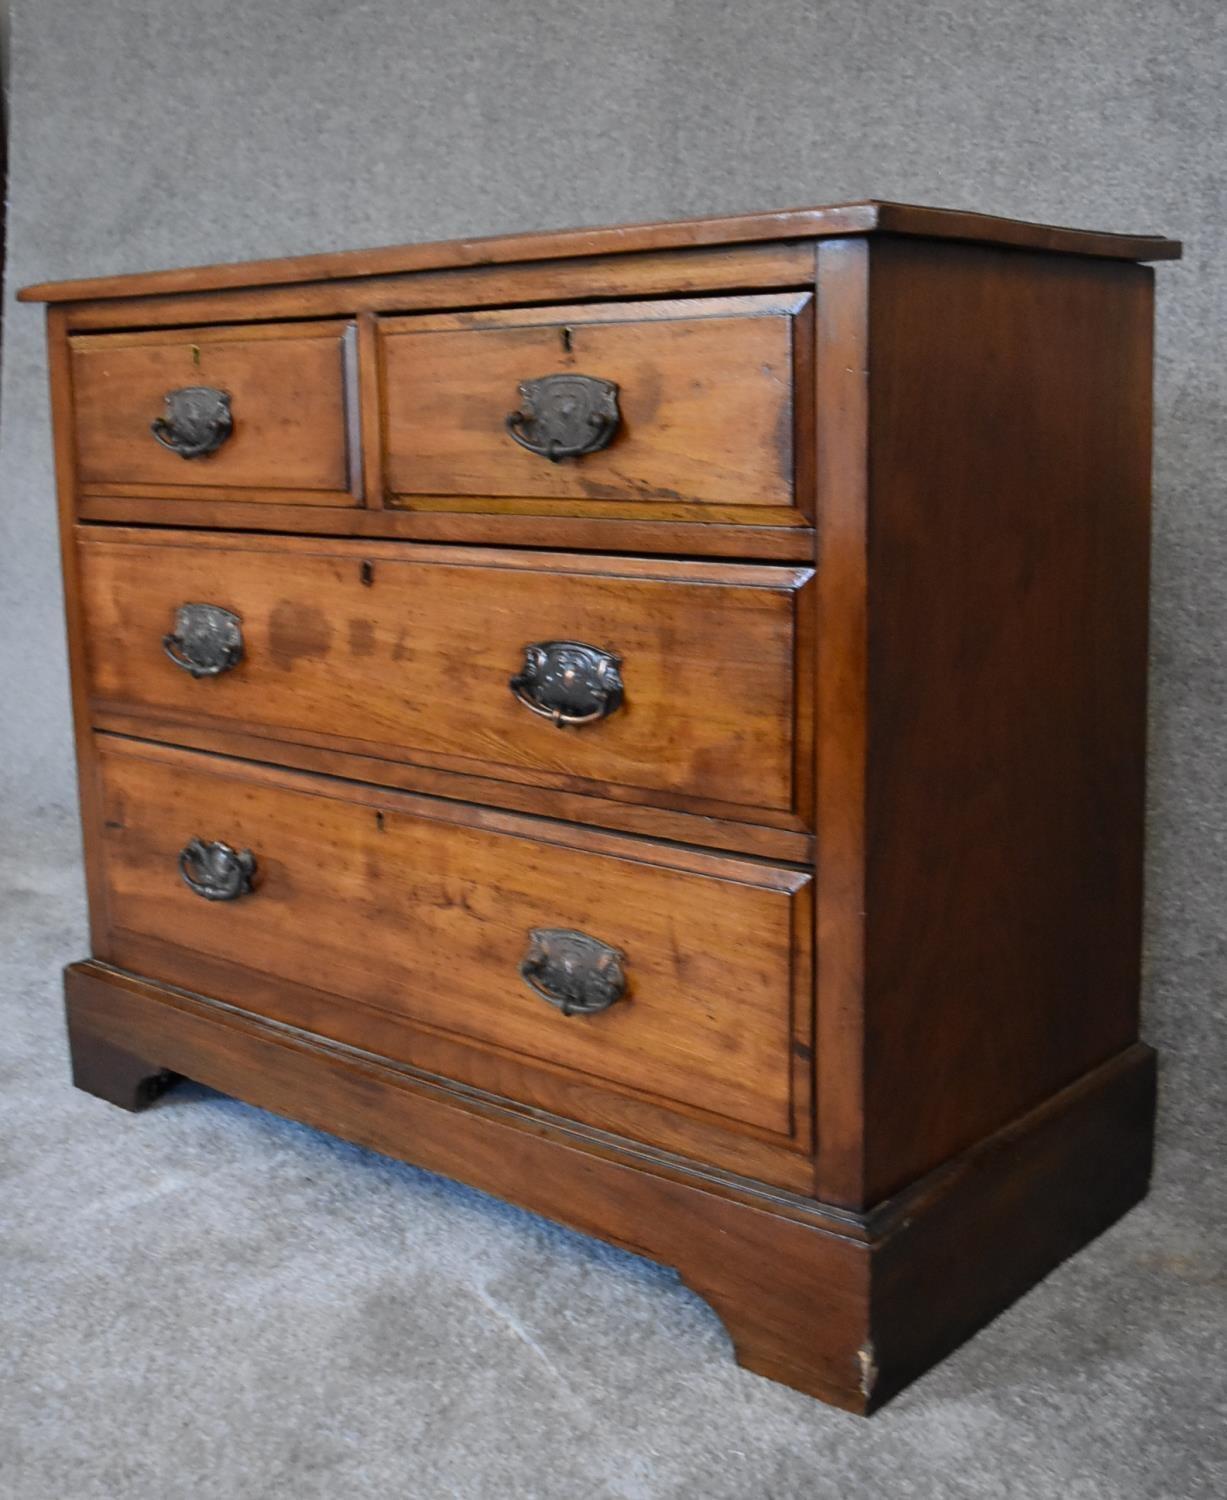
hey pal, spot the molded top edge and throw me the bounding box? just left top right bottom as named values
left=18, top=199, right=1182, bottom=304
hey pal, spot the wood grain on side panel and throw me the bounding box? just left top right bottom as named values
left=812, top=240, right=871, bottom=1207
left=861, top=240, right=1155, bottom=1203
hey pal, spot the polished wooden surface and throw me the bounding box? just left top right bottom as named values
left=75, top=497, right=815, bottom=561
left=33, top=202, right=1176, bottom=1411
left=811, top=238, right=872, bottom=1205
left=857, top=239, right=1155, bottom=1204
left=96, top=736, right=812, bottom=1146
left=70, top=322, right=357, bottom=501
left=20, top=199, right=1180, bottom=304
left=80, top=530, right=812, bottom=822
left=869, top=1043, right=1156, bottom=1408
left=381, top=295, right=805, bottom=512
left=47, top=309, right=111, bottom=954
left=52, top=243, right=818, bottom=335
left=88, top=712, right=816, bottom=863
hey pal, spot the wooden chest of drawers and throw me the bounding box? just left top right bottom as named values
left=22, top=201, right=1181, bottom=1412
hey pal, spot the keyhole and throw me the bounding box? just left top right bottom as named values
left=360, top=560, right=375, bottom=587
left=560, top=327, right=573, bottom=354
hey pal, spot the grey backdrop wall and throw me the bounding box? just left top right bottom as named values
left=1, top=0, right=1223, bottom=1170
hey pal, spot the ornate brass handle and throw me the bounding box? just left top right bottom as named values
left=505, top=373, right=620, bottom=462
left=520, top=928, right=626, bottom=1016
left=162, top=603, right=244, bottom=678
left=150, top=385, right=233, bottom=458
left=178, top=838, right=256, bottom=902
left=510, top=641, right=624, bottom=728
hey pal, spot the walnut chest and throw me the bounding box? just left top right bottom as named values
left=22, top=201, right=1181, bottom=1413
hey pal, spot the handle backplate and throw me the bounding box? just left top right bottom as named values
left=505, top=374, right=620, bottom=462
left=151, top=385, right=233, bottom=459
left=520, top=927, right=626, bottom=1016
left=162, top=603, right=244, bottom=678
left=178, top=838, right=256, bottom=902
left=510, top=640, right=623, bottom=727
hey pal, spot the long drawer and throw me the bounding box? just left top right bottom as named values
left=79, top=531, right=813, bottom=823
left=96, top=738, right=812, bottom=1156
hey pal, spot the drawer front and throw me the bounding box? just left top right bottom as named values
left=70, top=322, right=360, bottom=502
left=80, top=533, right=812, bottom=821
left=380, top=294, right=811, bottom=519
left=97, top=740, right=811, bottom=1142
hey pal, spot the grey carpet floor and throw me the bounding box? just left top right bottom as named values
left=2, top=811, right=1224, bottom=1500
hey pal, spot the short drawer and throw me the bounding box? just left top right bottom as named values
left=379, top=293, right=811, bottom=521
left=69, top=322, right=361, bottom=503
left=80, top=532, right=813, bottom=823
left=97, top=739, right=812, bottom=1146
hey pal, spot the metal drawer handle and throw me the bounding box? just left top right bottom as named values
left=520, top=928, right=626, bottom=1016
left=178, top=838, right=256, bottom=902
left=150, top=385, right=233, bottom=458
left=510, top=641, right=623, bottom=728
left=505, top=373, right=620, bottom=462
left=162, top=603, right=244, bottom=678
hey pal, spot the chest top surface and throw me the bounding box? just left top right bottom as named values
left=19, top=199, right=1180, bottom=305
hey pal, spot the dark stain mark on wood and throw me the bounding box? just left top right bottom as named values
left=267, top=600, right=332, bottom=670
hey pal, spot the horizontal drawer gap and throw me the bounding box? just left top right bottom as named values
left=76, top=514, right=816, bottom=566
left=65, top=278, right=818, bottom=339
left=94, top=729, right=813, bottom=877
